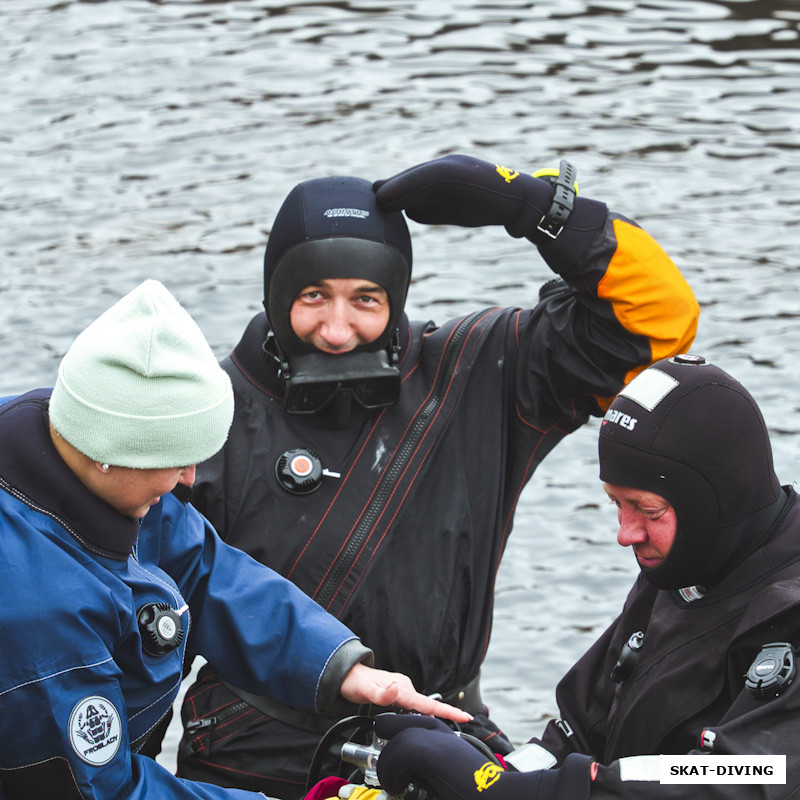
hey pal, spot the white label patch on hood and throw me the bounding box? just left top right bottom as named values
left=618, top=368, right=679, bottom=412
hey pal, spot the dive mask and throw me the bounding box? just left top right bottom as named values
left=283, top=349, right=400, bottom=415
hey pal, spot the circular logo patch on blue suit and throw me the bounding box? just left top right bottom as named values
left=68, top=696, right=122, bottom=766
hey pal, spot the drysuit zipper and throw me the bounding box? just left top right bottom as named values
left=186, top=700, right=250, bottom=736
left=315, top=309, right=485, bottom=610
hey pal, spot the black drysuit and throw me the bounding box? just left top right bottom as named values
left=531, top=488, right=800, bottom=800
left=177, top=210, right=699, bottom=796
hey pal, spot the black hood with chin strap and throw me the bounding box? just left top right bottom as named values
left=263, top=175, right=412, bottom=362
left=260, top=176, right=413, bottom=423
left=598, top=354, right=785, bottom=590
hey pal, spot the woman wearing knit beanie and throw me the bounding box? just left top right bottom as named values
left=0, top=280, right=467, bottom=800
left=48, top=279, right=236, bottom=518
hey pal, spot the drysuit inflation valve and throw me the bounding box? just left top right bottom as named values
left=138, top=602, right=185, bottom=657
left=745, top=642, right=795, bottom=699
left=276, top=448, right=324, bottom=494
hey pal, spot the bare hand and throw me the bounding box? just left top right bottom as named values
left=339, top=663, right=472, bottom=723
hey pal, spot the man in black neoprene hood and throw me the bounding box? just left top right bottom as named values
left=260, top=175, right=412, bottom=427
left=599, top=353, right=787, bottom=593
left=177, top=154, right=699, bottom=796
left=368, top=355, right=800, bottom=800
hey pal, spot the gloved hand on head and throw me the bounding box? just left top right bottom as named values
left=373, top=154, right=610, bottom=279
left=373, top=155, right=557, bottom=237
left=374, top=714, right=592, bottom=800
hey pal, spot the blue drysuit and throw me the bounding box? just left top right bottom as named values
left=0, top=390, right=369, bottom=799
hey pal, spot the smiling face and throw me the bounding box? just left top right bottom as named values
left=289, top=277, right=390, bottom=354
left=603, top=482, right=677, bottom=569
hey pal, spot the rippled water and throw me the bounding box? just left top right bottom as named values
left=2, top=0, right=799, bottom=769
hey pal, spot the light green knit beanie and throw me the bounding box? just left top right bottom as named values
left=49, top=280, right=234, bottom=469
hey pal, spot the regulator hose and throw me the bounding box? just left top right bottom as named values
left=306, top=714, right=376, bottom=792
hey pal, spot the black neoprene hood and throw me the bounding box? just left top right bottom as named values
left=598, top=355, right=783, bottom=590
left=263, top=176, right=412, bottom=360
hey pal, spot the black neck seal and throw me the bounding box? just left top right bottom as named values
left=599, top=355, right=784, bottom=590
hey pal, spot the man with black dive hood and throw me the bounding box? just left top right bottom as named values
left=369, top=355, right=800, bottom=800
left=176, top=154, right=700, bottom=796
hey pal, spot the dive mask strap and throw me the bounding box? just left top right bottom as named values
left=261, top=330, right=290, bottom=378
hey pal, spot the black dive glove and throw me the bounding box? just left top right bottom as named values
left=373, top=154, right=562, bottom=239
left=374, top=155, right=609, bottom=277
left=374, top=714, right=592, bottom=800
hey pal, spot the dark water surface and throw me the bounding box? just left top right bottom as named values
left=2, top=0, right=799, bottom=765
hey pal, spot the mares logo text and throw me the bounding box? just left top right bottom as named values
left=603, top=409, right=638, bottom=431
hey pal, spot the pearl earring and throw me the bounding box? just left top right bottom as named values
left=101, top=463, right=110, bottom=472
